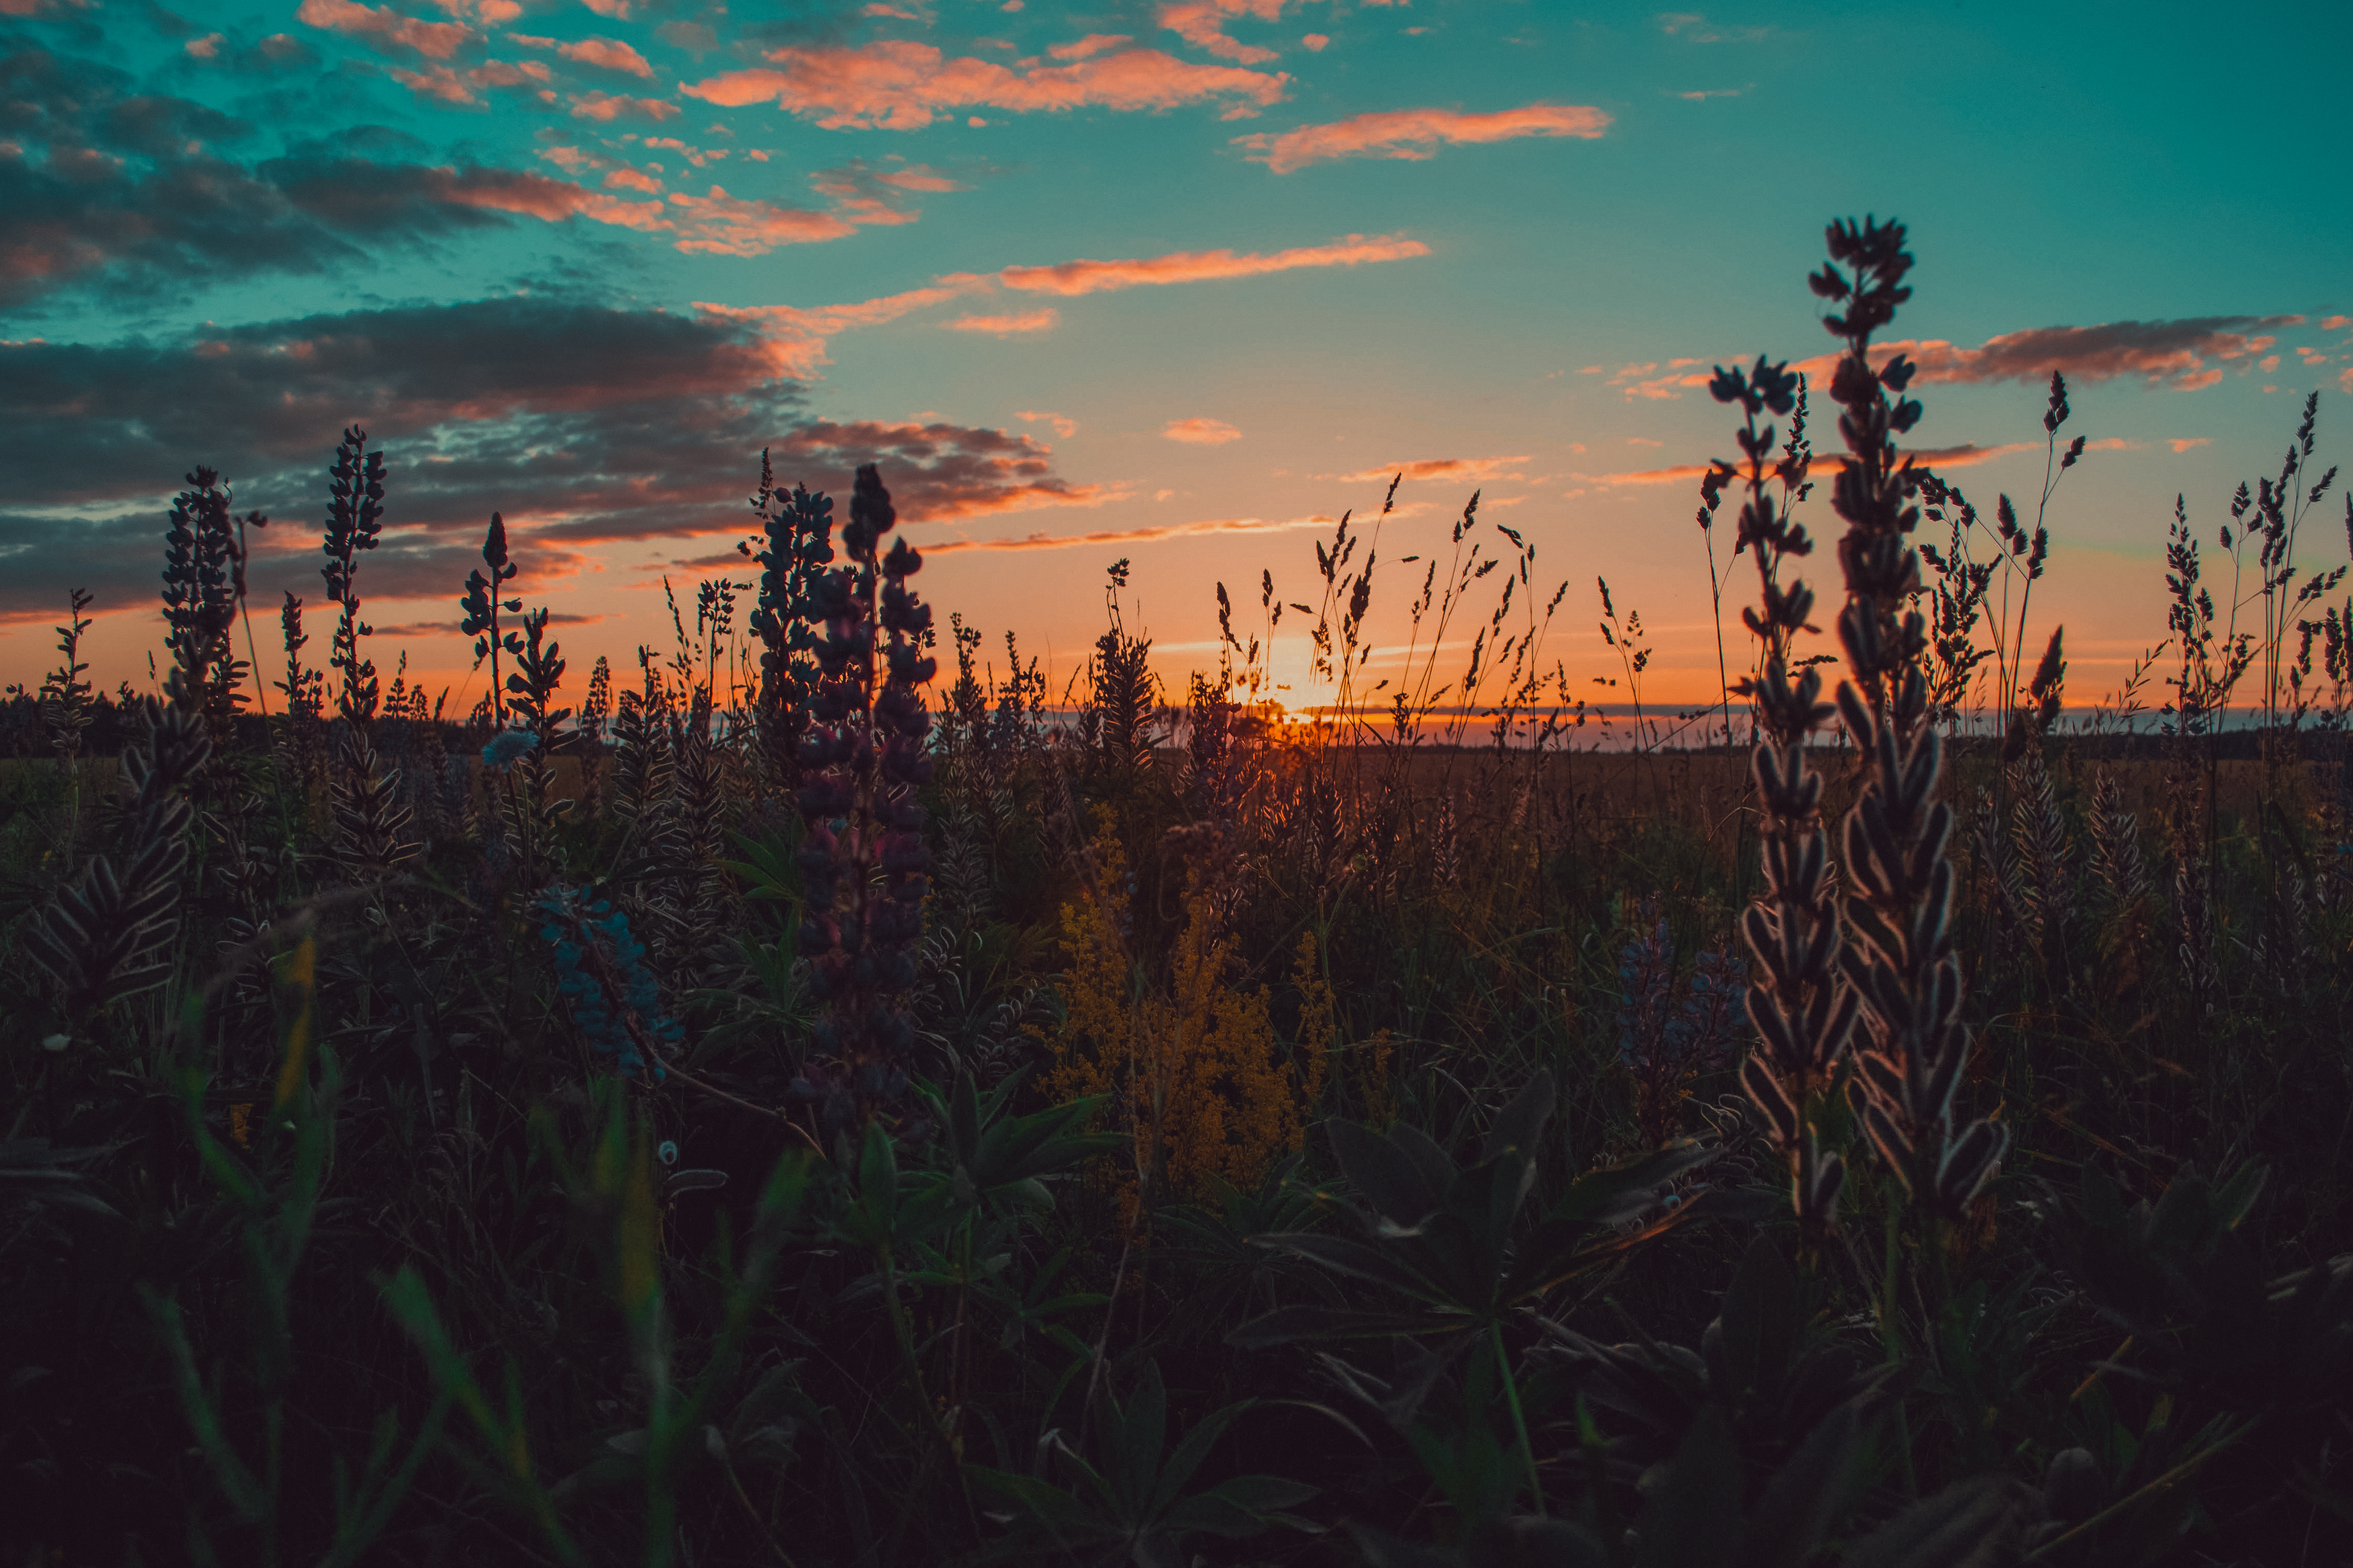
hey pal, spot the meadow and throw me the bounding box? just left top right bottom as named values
left=4, top=219, right=2350, bottom=1567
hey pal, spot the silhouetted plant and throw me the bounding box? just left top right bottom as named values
left=1707, top=346, right=1851, bottom=1251
left=1811, top=216, right=2009, bottom=1235
left=38, top=588, right=96, bottom=775
left=161, top=466, right=252, bottom=740
left=458, top=511, right=522, bottom=728
left=792, top=464, right=937, bottom=1132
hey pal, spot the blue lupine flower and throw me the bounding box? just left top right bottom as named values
left=538, top=886, right=677, bottom=1081
left=482, top=729, right=539, bottom=771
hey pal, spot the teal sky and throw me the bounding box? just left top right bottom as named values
left=6, top=0, right=2348, bottom=715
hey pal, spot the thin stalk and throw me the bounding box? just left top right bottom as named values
left=1491, top=1321, right=1545, bottom=1518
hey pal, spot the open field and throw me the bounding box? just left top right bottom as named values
left=7, top=224, right=2353, bottom=1568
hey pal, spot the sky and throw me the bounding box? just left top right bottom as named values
left=5, top=0, right=2350, bottom=722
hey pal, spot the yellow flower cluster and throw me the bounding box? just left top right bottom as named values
left=1042, top=816, right=1330, bottom=1215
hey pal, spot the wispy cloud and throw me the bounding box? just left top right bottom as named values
left=694, top=231, right=1431, bottom=377
left=2169, top=437, right=2212, bottom=454
left=682, top=40, right=1288, bottom=130
left=1236, top=104, right=1610, bottom=174
left=1017, top=410, right=1078, bottom=438
left=944, top=308, right=1060, bottom=334
left=1164, top=417, right=1242, bottom=444
left=999, top=232, right=1428, bottom=295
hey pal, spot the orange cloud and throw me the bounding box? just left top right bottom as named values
left=570, top=92, right=682, bottom=123
left=1160, top=0, right=1286, bottom=64
left=296, top=0, right=473, bottom=58
left=2169, top=438, right=2212, bottom=454
left=603, top=166, right=662, bottom=193
left=1333, top=455, right=1530, bottom=482
left=560, top=36, right=656, bottom=78
left=692, top=232, right=1430, bottom=377
left=944, top=308, right=1061, bottom=335
left=1000, top=232, right=1427, bottom=296
left=682, top=40, right=1287, bottom=130
left=1164, top=416, right=1242, bottom=444
left=1237, top=103, right=1611, bottom=174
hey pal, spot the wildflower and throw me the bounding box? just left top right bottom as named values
left=538, top=886, right=676, bottom=1081
left=482, top=729, right=539, bottom=771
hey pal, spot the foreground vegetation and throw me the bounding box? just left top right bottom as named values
left=4, top=220, right=2351, bottom=1567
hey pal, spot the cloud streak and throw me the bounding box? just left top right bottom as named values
left=999, top=232, right=1428, bottom=295
left=683, top=40, right=1288, bottom=130
left=1236, top=103, right=1611, bottom=174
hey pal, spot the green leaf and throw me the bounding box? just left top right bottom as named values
left=1638, top=1403, right=1742, bottom=1568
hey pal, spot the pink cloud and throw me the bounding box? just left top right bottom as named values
left=296, top=0, right=474, bottom=59
left=999, top=232, right=1428, bottom=296
left=944, top=308, right=1061, bottom=335
left=1301, top=33, right=1329, bottom=51
left=1237, top=103, right=1611, bottom=174
left=2322, top=315, right=2349, bottom=332
left=560, top=37, right=657, bottom=78
left=2169, top=438, right=2212, bottom=454
left=1160, top=0, right=1286, bottom=64
left=570, top=92, right=682, bottom=123
left=1165, top=416, right=1242, bottom=444
left=682, top=40, right=1287, bottom=130
left=603, top=166, right=662, bottom=193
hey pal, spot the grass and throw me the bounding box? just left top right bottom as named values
left=2, top=219, right=2351, bottom=1567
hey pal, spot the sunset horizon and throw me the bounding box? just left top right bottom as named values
left=8, top=0, right=2349, bottom=720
